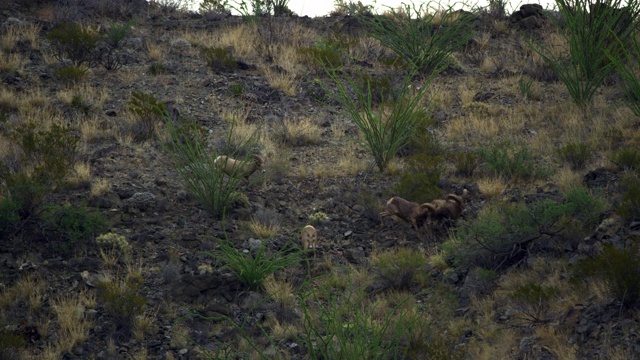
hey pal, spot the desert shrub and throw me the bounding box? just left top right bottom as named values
left=127, top=91, right=168, bottom=140
left=201, top=46, right=237, bottom=72
left=209, top=240, right=302, bottom=290
left=46, top=23, right=99, bottom=67
left=558, top=142, right=591, bottom=170
left=531, top=0, right=640, bottom=107
left=477, top=141, right=550, bottom=182
left=298, top=281, right=416, bottom=359
left=360, top=2, right=474, bottom=75
left=71, top=94, right=90, bottom=115
left=7, top=121, right=79, bottom=186
left=230, top=82, right=244, bottom=97
left=358, top=74, right=396, bottom=106
left=617, top=174, right=640, bottom=221
left=148, top=62, right=166, bottom=75
left=98, top=277, right=147, bottom=329
left=163, top=119, right=261, bottom=218
left=52, top=65, right=88, bottom=83
left=331, top=0, right=375, bottom=16
left=574, top=243, right=640, bottom=307
left=41, top=204, right=109, bottom=253
left=0, top=196, right=21, bottom=238
left=392, top=153, right=445, bottom=203
left=96, top=232, right=132, bottom=255
left=309, top=211, right=328, bottom=225
left=104, top=19, right=134, bottom=48
left=611, top=147, right=640, bottom=172
left=0, top=328, right=25, bottom=359
left=509, top=283, right=559, bottom=324
left=327, top=67, right=433, bottom=171
left=452, top=187, right=603, bottom=270
left=372, top=248, right=428, bottom=289
left=199, top=0, right=229, bottom=14
left=451, top=151, right=480, bottom=177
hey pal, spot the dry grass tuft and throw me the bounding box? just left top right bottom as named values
left=51, top=291, right=95, bottom=354
left=91, top=177, right=111, bottom=198
left=249, top=218, right=280, bottom=239
left=478, top=177, right=507, bottom=198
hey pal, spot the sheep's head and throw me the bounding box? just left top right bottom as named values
left=300, top=225, right=318, bottom=250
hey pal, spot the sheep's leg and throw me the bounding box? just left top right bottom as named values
left=411, top=218, right=423, bottom=241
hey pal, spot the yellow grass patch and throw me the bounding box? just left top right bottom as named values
left=478, top=177, right=507, bottom=198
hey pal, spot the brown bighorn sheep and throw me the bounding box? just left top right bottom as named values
left=420, top=189, right=469, bottom=227
left=300, top=225, right=318, bottom=250
left=214, top=154, right=264, bottom=181
left=380, top=197, right=434, bottom=239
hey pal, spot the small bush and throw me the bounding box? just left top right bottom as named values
left=298, top=47, right=343, bottom=71
left=557, top=142, right=591, bottom=170
left=478, top=141, right=550, bottom=182
left=98, top=278, right=147, bottom=329
left=451, top=151, right=481, bottom=177
left=96, top=232, right=131, bottom=255
left=105, top=20, right=134, bottom=48
left=309, top=211, right=328, bottom=225
left=41, top=204, right=109, bottom=253
left=359, top=74, right=395, bottom=106
left=452, top=187, right=603, bottom=270
left=0, top=196, right=20, bottom=238
left=509, top=283, right=559, bottom=323
left=148, top=62, right=166, bottom=75
left=372, top=248, right=428, bottom=289
left=392, top=153, right=444, bottom=203
left=617, top=175, right=640, bottom=221
left=574, top=243, right=640, bottom=307
left=611, top=147, right=640, bottom=172
left=127, top=91, right=168, bottom=140
left=209, top=240, right=302, bottom=290
left=201, top=46, right=237, bottom=72
left=52, top=65, right=88, bottom=83
left=46, top=23, right=99, bottom=67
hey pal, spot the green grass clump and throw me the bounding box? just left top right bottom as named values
left=52, top=65, right=88, bottom=83
left=557, top=142, right=591, bottom=170
left=372, top=248, right=428, bottom=289
left=148, top=62, right=166, bottom=75
left=509, top=283, right=559, bottom=324
left=209, top=240, right=302, bottom=290
left=41, top=204, right=109, bottom=253
left=98, top=277, right=147, bottom=329
left=127, top=90, right=169, bottom=140
left=47, top=22, right=99, bottom=67
left=478, top=141, right=550, bottom=182
left=201, top=46, right=238, bottom=72
left=612, top=147, right=640, bottom=172
left=451, top=151, right=481, bottom=177
left=574, top=243, right=640, bottom=308
left=298, top=282, right=416, bottom=359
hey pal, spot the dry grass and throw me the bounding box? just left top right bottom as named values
left=264, top=67, right=298, bottom=96
left=478, top=177, right=507, bottom=198
left=91, top=177, right=111, bottom=198
left=146, top=41, right=165, bottom=61
left=274, top=116, right=323, bottom=146
left=66, top=161, right=92, bottom=187
left=249, top=217, right=280, bottom=239
left=263, top=275, right=296, bottom=308
left=51, top=291, right=95, bottom=354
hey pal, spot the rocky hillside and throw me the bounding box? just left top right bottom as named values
left=0, top=1, right=639, bottom=359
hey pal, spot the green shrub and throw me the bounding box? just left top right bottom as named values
left=209, top=240, right=302, bottom=290
left=360, top=2, right=474, bottom=75
left=97, top=277, right=147, bottom=329
left=477, top=141, right=550, bottom=182
left=331, top=0, right=375, bottom=16
left=327, top=67, right=433, bottom=171
left=531, top=0, right=640, bottom=107
left=201, top=46, right=237, bottom=72
left=41, top=204, right=109, bottom=253
left=611, top=147, right=640, bottom=172
left=71, top=94, right=90, bottom=114
left=372, top=248, right=428, bottom=289
left=46, top=23, right=99, bottom=67
left=509, top=283, right=559, bottom=324
left=574, top=243, right=640, bottom=307
left=148, top=62, right=166, bottom=75
left=392, top=153, right=444, bottom=203
left=230, top=82, right=244, bottom=97
left=298, top=47, right=344, bottom=71
left=558, top=142, right=591, bottom=170
left=0, top=196, right=20, bottom=239
left=163, top=119, right=262, bottom=218
left=127, top=91, right=168, bottom=140
left=199, top=0, right=229, bottom=14
left=451, top=151, right=480, bottom=177
left=105, top=20, right=134, bottom=48
left=298, top=281, right=416, bottom=359
left=617, top=175, right=640, bottom=221
left=0, top=328, right=26, bottom=359
left=452, top=187, right=603, bottom=270
left=7, top=122, right=79, bottom=186
left=52, top=65, right=88, bottom=83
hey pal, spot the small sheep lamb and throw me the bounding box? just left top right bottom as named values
left=380, top=196, right=434, bottom=240
left=214, top=154, right=264, bottom=181
left=300, top=225, right=318, bottom=250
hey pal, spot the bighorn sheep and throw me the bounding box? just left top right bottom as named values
left=214, top=154, right=264, bottom=181
left=420, top=189, right=469, bottom=227
left=380, top=196, right=434, bottom=240
left=300, top=225, right=318, bottom=250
